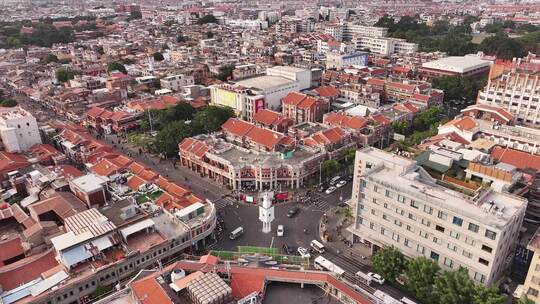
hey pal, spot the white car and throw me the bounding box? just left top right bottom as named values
left=297, top=247, right=311, bottom=259
left=336, top=180, right=347, bottom=188
left=367, top=272, right=385, bottom=284
left=277, top=225, right=284, bottom=237
left=325, top=186, right=337, bottom=194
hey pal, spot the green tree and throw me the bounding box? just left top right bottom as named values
left=433, top=267, right=476, bottom=304
left=392, top=120, right=410, bottom=135
left=191, top=105, right=235, bottom=134
left=216, top=64, right=234, bottom=81
left=56, top=68, right=80, bottom=83
left=519, top=295, right=535, bottom=304
left=197, top=14, right=218, bottom=25
left=479, top=32, right=526, bottom=59
left=0, top=99, right=17, bottom=107
left=127, top=11, right=142, bottom=22
left=320, top=159, right=340, bottom=178
left=153, top=52, right=164, bottom=61
left=372, top=246, right=406, bottom=283
left=154, top=120, right=192, bottom=157
left=412, top=107, right=441, bottom=131
left=404, top=257, right=440, bottom=303
left=374, top=14, right=395, bottom=29
left=107, top=62, right=127, bottom=74
left=176, top=35, right=186, bottom=43
left=472, top=285, right=505, bottom=304
left=42, top=53, right=58, bottom=64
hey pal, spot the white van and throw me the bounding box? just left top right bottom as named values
left=310, top=240, right=325, bottom=253
left=229, top=227, right=244, bottom=240
left=277, top=225, right=284, bottom=237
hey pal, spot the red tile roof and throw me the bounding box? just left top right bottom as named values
left=442, top=117, right=477, bottom=131
left=491, top=147, right=540, bottom=172
left=462, top=104, right=514, bottom=122
left=0, top=237, right=25, bottom=264
left=0, top=152, right=29, bottom=174
left=282, top=92, right=319, bottom=109
left=0, top=249, right=59, bottom=291
left=252, top=109, right=281, bottom=126
left=178, top=138, right=209, bottom=158
left=313, top=86, right=339, bottom=98
left=222, top=118, right=255, bottom=137
left=131, top=275, right=172, bottom=304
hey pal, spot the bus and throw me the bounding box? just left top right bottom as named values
left=229, top=227, right=244, bottom=240
left=310, top=240, right=325, bottom=253
left=314, top=256, right=345, bottom=276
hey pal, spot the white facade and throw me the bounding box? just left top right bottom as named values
left=326, top=52, right=369, bottom=69
left=477, top=70, right=540, bottom=126
left=350, top=147, right=527, bottom=285
left=0, top=107, right=41, bottom=152
left=343, top=24, right=388, bottom=40
left=324, top=25, right=344, bottom=42
left=353, top=36, right=418, bottom=55
left=160, top=74, right=195, bottom=92
left=266, top=66, right=312, bottom=91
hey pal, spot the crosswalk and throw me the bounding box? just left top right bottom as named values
left=213, top=196, right=237, bottom=209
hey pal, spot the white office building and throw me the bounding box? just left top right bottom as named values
left=160, top=74, right=195, bottom=92
left=0, top=107, right=41, bottom=153
left=343, top=24, right=388, bottom=40
left=350, top=147, right=527, bottom=285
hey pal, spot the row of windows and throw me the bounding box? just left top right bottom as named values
left=367, top=183, right=498, bottom=241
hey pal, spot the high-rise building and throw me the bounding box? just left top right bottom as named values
left=0, top=107, right=41, bottom=153
left=350, top=147, right=527, bottom=285
left=476, top=59, right=540, bottom=126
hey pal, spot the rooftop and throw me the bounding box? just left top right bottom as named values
left=422, top=56, right=491, bottom=73
left=235, top=75, right=295, bottom=91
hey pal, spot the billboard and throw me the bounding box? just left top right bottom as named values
left=215, top=88, right=237, bottom=108
left=254, top=98, right=265, bottom=113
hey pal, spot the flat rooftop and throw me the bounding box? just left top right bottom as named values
left=235, top=75, right=296, bottom=90
left=218, top=144, right=319, bottom=169
left=422, top=56, right=490, bottom=73
left=267, top=66, right=307, bottom=73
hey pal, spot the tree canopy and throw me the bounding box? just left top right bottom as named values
left=197, top=15, right=218, bottom=25
left=320, top=159, right=340, bottom=178
left=372, top=247, right=406, bottom=283
left=478, top=32, right=526, bottom=59
left=56, top=68, right=80, bottom=83
left=0, top=99, right=17, bottom=107
left=216, top=65, right=234, bottom=81
left=404, top=257, right=440, bottom=303
left=153, top=52, right=164, bottom=61
left=107, top=62, right=127, bottom=74
left=433, top=267, right=476, bottom=304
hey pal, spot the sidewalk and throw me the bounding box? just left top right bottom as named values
left=319, top=206, right=372, bottom=264
left=101, top=133, right=230, bottom=202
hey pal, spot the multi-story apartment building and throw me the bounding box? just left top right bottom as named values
left=352, top=36, right=418, bottom=56
left=343, top=24, right=388, bottom=40
left=160, top=74, right=195, bottom=92
left=282, top=92, right=329, bottom=124
left=350, top=147, right=527, bottom=285
left=476, top=60, right=540, bottom=126
left=522, top=227, right=540, bottom=302
left=0, top=107, right=41, bottom=153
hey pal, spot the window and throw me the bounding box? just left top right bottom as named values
left=404, top=239, right=411, bottom=247
left=447, top=243, right=457, bottom=252
left=410, top=200, right=419, bottom=209
left=423, top=205, right=433, bottom=214
left=462, top=250, right=472, bottom=258
left=433, top=237, right=442, bottom=245
left=394, top=219, right=402, bottom=227
left=482, top=245, right=493, bottom=253
left=437, top=211, right=447, bottom=220
left=474, top=272, right=486, bottom=284
left=382, top=214, right=388, bottom=221
left=421, top=218, right=430, bottom=227
left=479, top=258, right=489, bottom=266
left=485, top=229, right=497, bottom=240
left=406, top=225, right=413, bottom=232
left=452, top=216, right=463, bottom=226
left=392, top=233, right=400, bottom=242
left=385, top=189, right=392, bottom=197
left=408, top=213, right=416, bottom=221
left=528, top=288, right=539, bottom=297
left=417, top=245, right=425, bottom=254
left=398, top=195, right=405, bottom=203
left=465, top=237, right=475, bottom=246
left=370, top=222, right=375, bottom=230
left=444, top=257, right=454, bottom=268
left=430, top=251, right=440, bottom=261
left=381, top=227, right=385, bottom=235
left=374, top=185, right=378, bottom=192
left=419, top=230, right=428, bottom=238
left=435, top=225, right=445, bottom=233
left=450, top=231, right=460, bottom=239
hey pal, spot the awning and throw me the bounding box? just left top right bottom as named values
left=30, top=271, right=69, bottom=297
left=120, top=219, right=155, bottom=240
left=60, top=245, right=92, bottom=268
left=87, top=235, right=114, bottom=251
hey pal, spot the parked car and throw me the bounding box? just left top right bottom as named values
left=325, top=186, right=337, bottom=194
left=329, top=176, right=341, bottom=186
left=297, top=247, right=311, bottom=259
left=287, top=207, right=299, bottom=218
left=277, top=225, right=284, bottom=237
left=367, top=272, right=385, bottom=284
left=336, top=180, right=347, bottom=188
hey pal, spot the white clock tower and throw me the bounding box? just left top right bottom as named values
left=258, top=191, right=275, bottom=233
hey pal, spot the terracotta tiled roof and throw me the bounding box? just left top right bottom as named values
left=371, top=114, right=391, bottom=126
left=128, top=162, right=147, bottom=174
left=366, top=78, right=386, bottom=86
left=468, top=162, right=513, bottom=182
left=313, top=86, right=339, bottom=98
left=127, top=175, right=147, bottom=191
left=131, top=274, right=172, bottom=304
left=324, top=112, right=368, bottom=130
left=222, top=118, right=255, bottom=137
left=246, top=127, right=285, bottom=150
left=178, top=138, right=209, bottom=158
left=442, top=117, right=477, bottom=131
left=252, top=109, right=281, bottom=126
left=0, top=249, right=59, bottom=291
left=0, top=237, right=25, bottom=264
left=462, top=104, right=514, bottom=122
left=91, top=159, right=121, bottom=177
left=387, top=81, right=416, bottom=92
left=282, top=92, right=318, bottom=109
left=491, top=147, right=540, bottom=172
left=0, top=151, right=30, bottom=174
left=28, top=192, right=87, bottom=220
